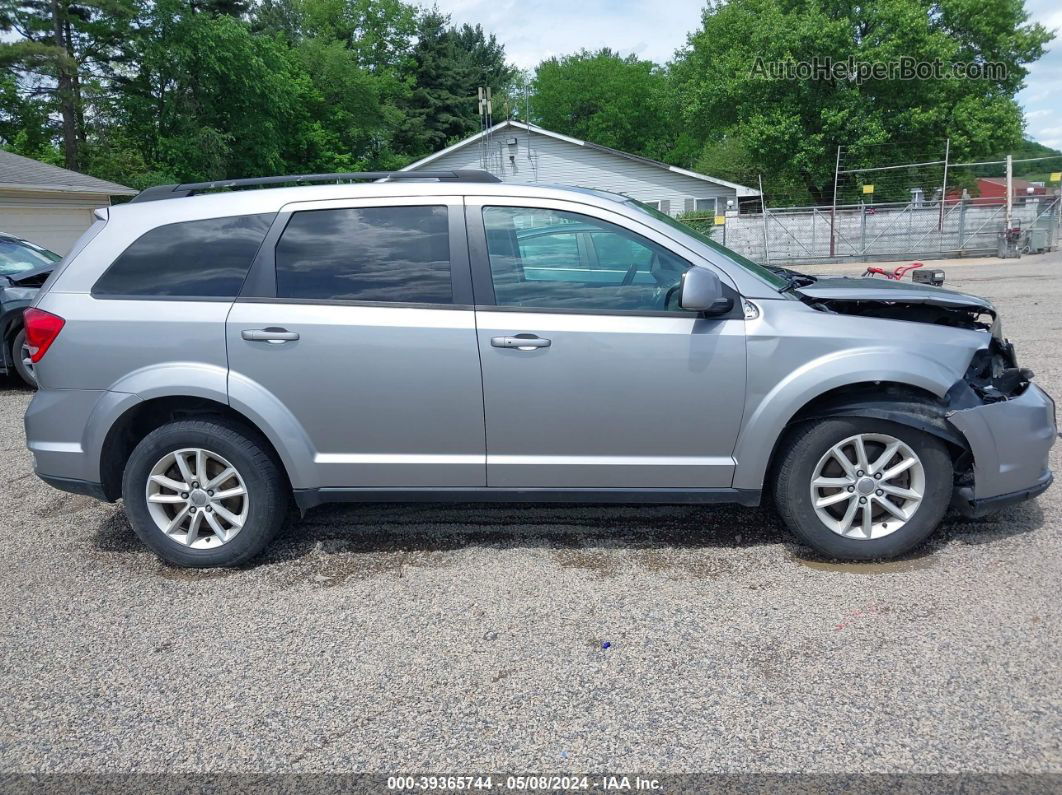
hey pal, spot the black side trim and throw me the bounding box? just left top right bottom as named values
left=37, top=474, right=110, bottom=502
left=799, top=400, right=968, bottom=448
left=293, top=487, right=761, bottom=514
left=952, top=472, right=1053, bottom=518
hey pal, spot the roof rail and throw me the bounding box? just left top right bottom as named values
left=128, top=169, right=502, bottom=203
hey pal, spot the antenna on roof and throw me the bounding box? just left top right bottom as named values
left=525, top=86, right=538, bottom=182
left=477, top=86, right=496, bottom=173
left=477, top=87, right=486, bottom=170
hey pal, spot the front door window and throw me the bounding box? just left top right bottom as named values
left=482, top=207, right=694, bottom=313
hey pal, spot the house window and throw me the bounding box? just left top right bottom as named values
left=695, top=198, right=718, bottom=214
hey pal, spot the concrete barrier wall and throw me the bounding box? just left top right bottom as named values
left=709, top=199, right=1060, bottom=264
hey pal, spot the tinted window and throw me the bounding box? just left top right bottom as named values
left=275, top=206, right=451, bottom=303
left=483, top=207, right=693, bottom=313
left=93, top=214, right=274, bottom=298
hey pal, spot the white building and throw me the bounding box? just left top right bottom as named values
left=401, top=120, right=758, bottom=216
left=0, top=150, right=134, bottom=254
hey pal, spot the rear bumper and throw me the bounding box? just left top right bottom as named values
left=25, top=387, right=139, bottom=492
left=37, top=474, right=109, bottom=501
left=947, top=383, right=1056, bottom=509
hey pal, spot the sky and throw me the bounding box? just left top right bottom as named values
left=426, top=0, right=1062, bottom=150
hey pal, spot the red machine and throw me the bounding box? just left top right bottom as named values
left=862, top=261, right=945, bottom=286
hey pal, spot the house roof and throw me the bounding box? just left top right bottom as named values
left=978, top=177, right=1043, bottom=191
left=401, top=120, right=760, bottom=197
left=0, top=150, right=136, bottom=196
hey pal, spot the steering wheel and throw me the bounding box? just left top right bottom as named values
left=663, top=284, right=681, bottom=310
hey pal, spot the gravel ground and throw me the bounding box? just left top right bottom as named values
left=0, top=253, right=1060, bottom=775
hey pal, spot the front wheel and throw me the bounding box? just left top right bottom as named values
left=122, top=418, right=290, bottom=567
left=774, top=417, right=954, bottom=560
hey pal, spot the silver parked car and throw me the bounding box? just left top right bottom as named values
left=23, top=171, right=1056, bottom=567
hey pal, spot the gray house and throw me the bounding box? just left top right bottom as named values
left=0, top=150, right=134, bottom=254
left=401, top=120, right=758, bottom=216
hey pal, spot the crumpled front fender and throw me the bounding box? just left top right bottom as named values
left=946, top=383, right=1057, bottom=501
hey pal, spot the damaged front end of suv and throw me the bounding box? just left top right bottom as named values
left=797, top=277, right=1057, bottom=517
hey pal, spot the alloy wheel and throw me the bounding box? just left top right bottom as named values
left=145, top=448, right=249, bottom=548
left=809, top=432, right=926, bottom=540
left=20, top=338, right=36, bottom=384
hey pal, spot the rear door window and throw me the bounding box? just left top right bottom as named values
left=274, top=205, right=452, bottom=304
left=92, top=214, right=274, bottom=298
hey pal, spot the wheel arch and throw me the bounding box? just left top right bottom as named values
left=97, top=394, right=311, bottom=502
left=732, top=356, right=969, bottom=493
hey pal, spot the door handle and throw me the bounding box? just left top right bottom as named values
left=491, top=335, right=551, bottom=350
left=242, top=328, right=300, bottom=343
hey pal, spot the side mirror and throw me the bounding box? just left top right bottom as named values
left=680, top=267, right=732, bottom=314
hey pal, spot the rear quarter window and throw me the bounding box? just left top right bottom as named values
left=92, top=213, right=275, bottom=298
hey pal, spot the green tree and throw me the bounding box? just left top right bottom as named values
left=287, top=36, right=406, bottom=170
left=398, top=9, right=515, bottom=156
left=453, top=21, right=515, bottom=97
left=531, top=49, right=679, bottom=162
left=400, top=9, right=472, bottom=154
left=0, top=67, right=56, bottom=158
left=0, top=0, right=136, bottom=169
left=294, top=0, right=417, bottom=71
left=673, top=0, right=1053, bottom=204
left=103, top=0, right=302, bottom=182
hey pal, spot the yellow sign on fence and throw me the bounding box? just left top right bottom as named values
left=1051, top=172, right=1062, bottom=182
left=714, top=215, right=726, bottom=225
left=863, top=184, right=875, bottom=194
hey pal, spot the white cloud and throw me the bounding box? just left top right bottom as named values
left=422, top=0, right=703, bottom=69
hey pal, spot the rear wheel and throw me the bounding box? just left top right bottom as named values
left=122, top=418, right=289, bottom=567
left=774, top=417, right=953, bottom=560
left=11, top=328, right=36, bottom=387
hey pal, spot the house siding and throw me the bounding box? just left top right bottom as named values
left=407, top=128, right=737, bottom=216
left=0, top=190, right=109, bottom=254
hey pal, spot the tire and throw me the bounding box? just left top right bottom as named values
left=122, top=418, right=289, bottom=567
left=11, top=328, right=37, bottom=388
left=774, top=417, right=953, bottom=560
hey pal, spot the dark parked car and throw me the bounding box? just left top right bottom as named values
left=0, top=232, right=62, bottom=386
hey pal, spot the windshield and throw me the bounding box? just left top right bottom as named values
left=0, top=237, right=61, bottom=277
left=625, top=200, right=789, bottom=290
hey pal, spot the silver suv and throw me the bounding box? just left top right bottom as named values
left=23, top=170, right=1056, bottom=567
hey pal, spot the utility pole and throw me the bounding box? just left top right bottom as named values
left=829, top=146, right=841, bottom=258
left=938, top=138, right=950, bottom=240
left=1004, top=153, right=1013, bottom=230
left=758, top=175, right=771, bottom=265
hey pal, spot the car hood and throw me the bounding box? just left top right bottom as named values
left=796, top=277, right=995, bottom=317
left=1, top=265, right=53, bottom=288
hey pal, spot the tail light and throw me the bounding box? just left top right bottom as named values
left=23, top=308, right=65, bottom=363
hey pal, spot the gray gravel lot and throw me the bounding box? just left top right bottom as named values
left=1, top=254, right=1060, bottom=774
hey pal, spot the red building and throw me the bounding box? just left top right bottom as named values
left=946, top=177, right=1053, bottom=206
